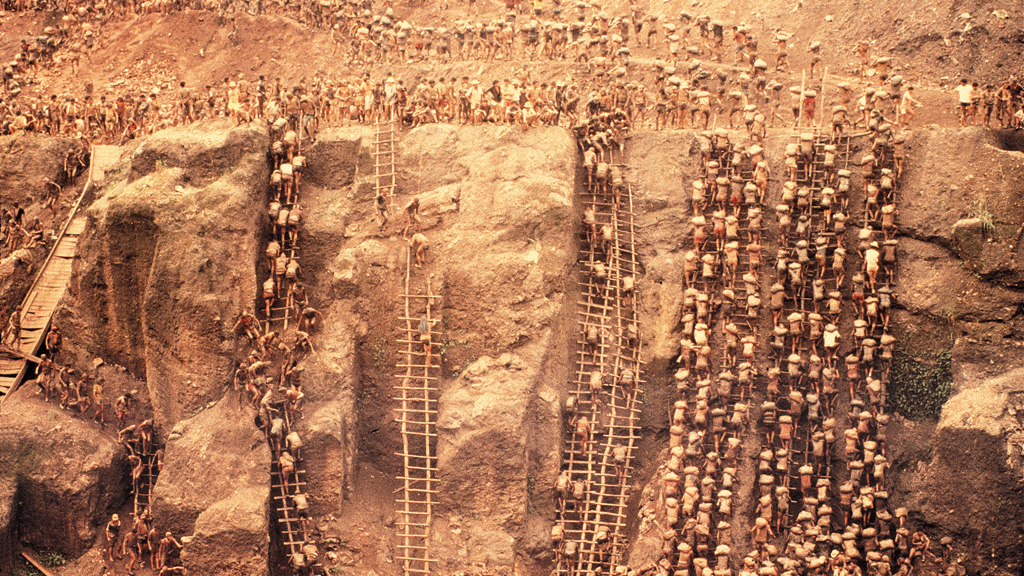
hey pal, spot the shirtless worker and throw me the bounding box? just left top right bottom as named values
left=5, top=306, right=21, bottom=348
left=123, top=527, right=142, bottom=573
left=286, top=429, right=304, bottom=460
left=402, top=197, right=423, bottom=238
left=263, top=277, right=276, bottom=318
left=408, top=233, right=430, bottom=268
left=42, top=177, right=62, bottom=215
left=299, top=306, right=325, bottom=333
left=375, top=191, right=389, bottom=231
left=280, top=449, right=296, bottom=493
left=138, top=418, right=155, bottom=454
left=128, top=452, right=144, bottom=495
left=45, top=326, right=62, bottom=362
left=93, top=377, right=106, bottom=427
left=157, top=531, right=182, bottom=569
left=293, top=491, right=312, bottom=538
left=232, top=311, right=261, bottom=342
left=898, top=86, right=922, bottom=128
left=114, top=392, right=133, bottom=428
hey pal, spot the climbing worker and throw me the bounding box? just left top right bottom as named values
left=408, top=232, right=430, bottom=268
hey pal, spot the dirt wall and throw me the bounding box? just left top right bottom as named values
left=59, top=119, right=270, bottom=429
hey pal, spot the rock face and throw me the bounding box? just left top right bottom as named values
left=0, top=133, right=78, bottom=204
left=0, top=476, right=15, bottom=576
left=389, top=125, right=575, bottom=573
left=151, top=396, right=270, bottom=539
left=900, top=366, right=1024, bottom=574
left=290, top=298, right=359, bottom=511
left=58, top=119, right=270, bottom=428
left=0, top=387, right=128, bottom=557
left=0, top=246, right=45, bottom=327
left=304, top=127, right=370, bottom=190
left=180, top=484, right=269, bottom=576
left=436, top=352, right=563, bottom=573
left=625, top=131, right=703, bottom=375
left=900, top=127, right=1024, bottom=285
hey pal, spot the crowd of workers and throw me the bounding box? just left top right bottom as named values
left=12, top=325, right=186, bottom=573
left=951, top=77, right=1024, bottom=128
left=230, top=114, right=323, bottom=574
left=0, top=0, right=1008, bottom=572
left=2, top=0, right=1021, bottom=145
left=2, top=0, right=1023, bottom=146
left=547, top=50, right=963, bottom=576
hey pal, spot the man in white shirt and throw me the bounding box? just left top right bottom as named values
left=954, top=79, right=973, bottom=126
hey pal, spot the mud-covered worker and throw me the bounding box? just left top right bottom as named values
left=295, top=306, right=321, bottom=334
left=584, top=206, right=598, bottom=247
left=5, top=306, right=20, bottom=347
left=263, top=277, right=276, bottom=317
left=123, top=528, right=142, bottom=573
left=266, top=238, right=281, bottom=274
left=293, top=491, right=312, bottom=535
left=138, top=418, right=154, bottom=454
left=409, top=232, right=430, bottom=268
left=93, top=377, right=106, bottom=426
left=285, top=257, right=301, bottom=288
left=35, top=353, right=54, bottom=400
left=106, top=514, right=121, bottom=562
left=42, top=177, right=62, bottom=214
left=287, top=203, right=303, bottom=245
left=575, top=415, right=592, bottom=452
left=273, top=250, right=288, bottom=297
left=290, top=282, right=309, bottom=322
left=45, top=325, right=62, bottom=361
left=302, top=540, right=320, bottom=570
left=232, top=311, right=261, bottom=341
left=128, top=452, right=144, bottom=495
left=268, top=411, right=286, bottom=452
left=612, top=444, right=628, bottom=480
left=898, top=86, right=921, bottom=128
left=402, top=197, right=423, bottom=238
left=419, top=313, right=439, bottom=365
left=280, top=449, right=296, bottom=493
left=375, top=190, right=389, bottom=230
left=286, top=429, right=303, bottom=459
left=158, top=531, right=182, bottom=569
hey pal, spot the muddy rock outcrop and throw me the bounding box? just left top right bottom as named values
left=151, top=396, right=269, bottom=537
left=0, top=133, right=79, bottom=203
left=293, top=299, right=359, bottom=508
left=0, top=387, right=127, bottom=557
left=180, top=484, right=270, bottom=576
left=626, top=131, right=702, bottom=375
left=900, top=365, right=1024, bottom=574
left=0, top=477, right=15, bottom=576
left=0, top=246, right=45, bottom=326
left=379, top=125, right=576, bottom=572
left=152, top=395, right=270, bottom=575
left=436, top=351, right=562, bottom=572
left=58, top=119, right=270, bottom=428
left=901, top=127, right=1024, bottom=285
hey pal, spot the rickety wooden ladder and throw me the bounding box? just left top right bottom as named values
left=270, top=417, right=308, bottom=558
left=375, top=114, right=399, bottom=215
left=394, top=258, right=439, bottom=576
left=557, top=143, right=643, bottom=576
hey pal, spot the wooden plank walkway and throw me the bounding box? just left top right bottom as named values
left=0, top=216, right=87, bottom=402
left=0, top=143, right=120, bottom=405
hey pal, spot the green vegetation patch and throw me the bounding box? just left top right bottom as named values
left=889, top=348, right=953, bottom=420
